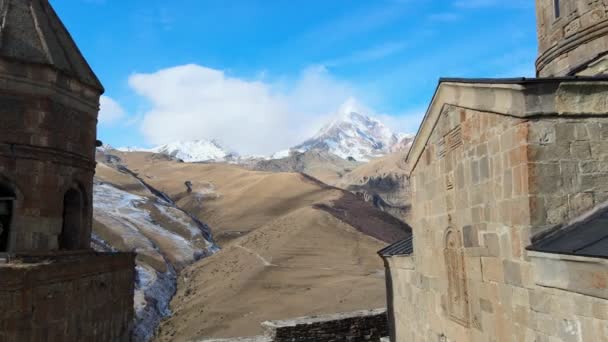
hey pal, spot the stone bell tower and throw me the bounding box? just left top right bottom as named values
left=536, top=0, right=608, bottom=76
left=0, top=0, right=104, bottom=252
left=0, top=2, right=134, bottom=341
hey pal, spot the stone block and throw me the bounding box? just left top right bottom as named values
left=581, top=173, right=608, bottom=192
left=483, top=233, right=500, bottom=257
left=480, top=157, right=490, bottom=181
left=529, top=163, right=562, bottom=194
left=558, top=318, right=582, bottom=342
left=503, top=260, right=523, bottom=286
left=591, top=141, right=608, bottom=159
left=580, top=161, right=600, bottom=173
left=503, top=169, right=513, bottom=199
left=599, top=123, right=608, bottom=140
left=587, top=122, right=602, bottom=140
left=568, top=192, right=595, bottom=218
left=592, top=302, right=608, bottom=320
left=570, top=141, right=592, bottom=158
left=528, top=142, right=571, bottom=162
left=574, top=124, right=590, bottom=140
left=481, top=257, right=504, bottom=283
left=555, top=123, right=576, bottom=141
left=479, top=298, right=493, bottom=313
left=530, top=291, right=554, bottom=314
left=529, top=196, right=547, bottom=227
left=472, top=160, right=480, bottom=184
left=509, top=146, right=527, bottom=167
left=463, top=225, right=479, bottom=248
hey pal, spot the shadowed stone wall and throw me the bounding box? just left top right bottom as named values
left=263, top=309, right=388, bottom=342
left=0, top=252, right=135, bottom=342
left=198, top=309, right=388, bottom=342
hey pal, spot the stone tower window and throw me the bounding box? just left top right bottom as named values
left=59, top=187, right=84, bottom=250
left=0, top=183, right=15, bottom=252
left=444, top=228, right=470, bottom=326
left=554, top=0, right=560, bottom=18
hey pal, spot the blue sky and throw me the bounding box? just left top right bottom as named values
left=54, top=0, right=537, bottom=155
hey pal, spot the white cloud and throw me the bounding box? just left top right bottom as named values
left=129, top=64, right=360, bottom=155
left=377, top=106, right=427, bottom=134
left=99, top=95, right=126, bottom=125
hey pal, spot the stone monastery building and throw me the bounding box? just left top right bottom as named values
left=0, top=0, right=134, bottom=340
left=381, top=0, right=608, bottom=341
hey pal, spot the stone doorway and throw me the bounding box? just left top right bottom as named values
left=0, top=184, right=15, bottom=252
left=59, top=188, right=83, bottom=250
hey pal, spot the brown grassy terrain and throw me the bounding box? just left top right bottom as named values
left=109, top=151, right=408, bottom=340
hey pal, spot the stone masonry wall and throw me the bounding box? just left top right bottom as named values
left=528, top=117, right=608, bottom=234
left=536, top=0, right=608, bottom=76
left=198, top=309, right=388, bottom=342
left=263, top=309, right=388, bottom=342
left=0, top=252, right=135, bottom=342
left=394, top=105, right=608, bottom=341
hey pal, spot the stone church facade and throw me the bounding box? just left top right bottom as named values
left=0, top=0, right=134, bottom=340
left=381, top=1, right=608, bottom=341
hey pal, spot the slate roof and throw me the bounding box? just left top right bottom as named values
left=527, top=202, right=608, bottom=259
left=378, top=234, right=413, bottom=257
left=0, top=0, right=103, bottom=91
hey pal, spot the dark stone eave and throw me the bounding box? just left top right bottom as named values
left=526, top=199, right=608, bottom=260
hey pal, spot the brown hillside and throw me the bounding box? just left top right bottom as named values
left=109, top=151, right=408, bottom=339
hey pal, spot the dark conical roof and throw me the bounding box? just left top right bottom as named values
left=0, top=0, right=103, bottom=91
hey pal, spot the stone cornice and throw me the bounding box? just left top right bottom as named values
left=0, top=58, right=101, bottom=115
left=536, top=19, right=608, bottom=76
left=0, top=143, right=96, bottom=171
left=405, top=78, right=608, bottom=174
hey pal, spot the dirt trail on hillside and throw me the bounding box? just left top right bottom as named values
left=111, top=151, right=408, bottom=340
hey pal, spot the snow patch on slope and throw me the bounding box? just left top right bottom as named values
left=118, top=139, right=236, bottom=163
left=93, top=181, right=218, bottom=341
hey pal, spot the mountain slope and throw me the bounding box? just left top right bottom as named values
left=93, top=149, right=218, bottom=341
left=336, top=148, right=412, bottom=222
left=110, top=150, right=410, bottom=340
left=247, top=149, right=361, bottom=186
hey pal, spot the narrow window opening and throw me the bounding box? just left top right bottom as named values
left=59, top=188, right=83, bottom=250
left=554, top=0, right=560, bottom=19
left=0, top=184, right=15, bottom=252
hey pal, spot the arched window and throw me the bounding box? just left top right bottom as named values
left=59, top=187, right=84, bottom=250
left=554, top=0, right=560, bottom=18
left=445, top=228, right=470, bottom=326
left=0, top=182, right=15, bottom=252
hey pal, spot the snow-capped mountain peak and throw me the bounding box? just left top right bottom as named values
left=292, top=99, right=409, bottom=161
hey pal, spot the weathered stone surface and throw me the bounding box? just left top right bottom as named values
left=260, top=309, right=388, bottom=342
left=0, top=252, right=135, bottom=342
left=537, top=0, right=608, bottom=76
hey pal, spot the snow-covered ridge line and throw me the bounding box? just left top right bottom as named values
left=118, top=139, right=237, bottom=163
left=112, top=100, right=415, bottom=163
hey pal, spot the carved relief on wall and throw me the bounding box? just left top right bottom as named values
left=444, top=228, right=471, bottom=326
